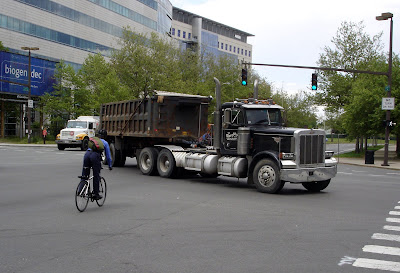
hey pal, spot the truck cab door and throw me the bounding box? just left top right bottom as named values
left=222, top=109, right=244, bottom=151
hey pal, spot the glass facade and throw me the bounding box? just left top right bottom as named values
left=16, top=0, right=123, bottom=37
left=88, top=0, right=157, bottom=30
left=0, top=14, right=113, bottom=56
left=157, top=0, right=172, bottom=35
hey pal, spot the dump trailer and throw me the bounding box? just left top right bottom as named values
left=100, top=84, right=337, bottom=194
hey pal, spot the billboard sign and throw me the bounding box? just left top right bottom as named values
left=0, top=51, right=57, bottom=97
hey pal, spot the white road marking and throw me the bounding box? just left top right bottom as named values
left=390, top=211, right=400, bottom=216
left=395, top=206, right=400, bottom=210
left=353, top=258, right=400, bottom=272
left=384, top=226, right=400, bottom=232
left=369, top=174, right=386, bottom=177
left=387, top=218, right=400, bottom=223
left=372, top=233, right=400, bottom=243
left=363, top=245, right=400, bottom=256
left=337, top=172, right=353, bottom=175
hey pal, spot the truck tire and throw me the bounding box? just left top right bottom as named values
left=302, top=179, right=330, bottom=192
left=81, top=138, right=89, bottom=151
left=110, top=143, right=121, bottom=167
left=138, top=147, right=158, bottom=175
left=253, top=159, right=284, bottom=194
left=57, top=144, right=66, bottom=150
left=157, top=149, right=177, bottom=178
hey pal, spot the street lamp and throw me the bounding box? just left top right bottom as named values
left=376, top=12, right=393, bottom=166
left=21, top=47, right=39, bottom=143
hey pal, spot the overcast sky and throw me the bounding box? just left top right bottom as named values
left=170, top=0, right=400, bottom=95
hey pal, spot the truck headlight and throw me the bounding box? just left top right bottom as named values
left=280, top=152, right=295, bottom=160
left=325, top=151, right=335, bottom=159
left=56, top=134, right=60, bottom=140
left=75, top=133, right=85, bottom=140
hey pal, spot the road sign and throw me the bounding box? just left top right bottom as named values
left=382, top=97, right=395, bottom=110
left=28, top=99, right=33, bottom=108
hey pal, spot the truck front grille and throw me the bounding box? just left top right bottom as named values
left=299, top=134, right=324, bottom=165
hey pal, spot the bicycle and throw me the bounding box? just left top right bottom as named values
left=75, top=168, right=107, bottom=212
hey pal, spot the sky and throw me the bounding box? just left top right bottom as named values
left=170, top=0, right=400, bottom=95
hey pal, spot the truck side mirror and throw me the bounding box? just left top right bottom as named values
left=223, top=109, right=232, bottom=128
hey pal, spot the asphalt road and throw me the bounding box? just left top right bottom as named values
left=0, top=146, right=399, bottom=273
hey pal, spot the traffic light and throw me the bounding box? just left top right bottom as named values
left=311, top=73, right=318, bottom=90
left=241, top=68, right=248, bottom=86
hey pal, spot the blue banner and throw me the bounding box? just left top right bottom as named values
left=0, top=51, right=57, bottom=97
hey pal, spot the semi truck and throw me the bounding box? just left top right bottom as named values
left=99, top=79, right=337, bottom=193
left=56, top=116, right=100, bottom=150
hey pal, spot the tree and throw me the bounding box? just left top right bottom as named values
left=316, top=21, right=383, bottom=111
left=316, top=21, right=385, bottom=152
left=273, top=91, right=318, bottom=128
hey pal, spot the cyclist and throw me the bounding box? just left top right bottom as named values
left=81, top=129, right=112, bottom=200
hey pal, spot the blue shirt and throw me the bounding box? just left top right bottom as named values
left=87, top=139, right=113, bottom=168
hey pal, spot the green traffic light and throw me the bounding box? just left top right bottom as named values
left=312, top=85, right=317, bottom=90
left=242, top=80, right=247, bottom=86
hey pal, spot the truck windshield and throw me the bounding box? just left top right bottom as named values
left=246, top=109, right=281, bottom=125
left=66, top=121, right=88, bottom=129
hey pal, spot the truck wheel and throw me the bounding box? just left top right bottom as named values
left=302, top=180, right=330, bottom=192
left=81, top=138, right=89, bottom=151
left=253, top=159, right=284, bottom=194
left=57, top=144, right=65, bottom=150
left=157, top=149, right=177, bottom=178
left=138, top=147, right=158, bottom=175
left=110, top=143, right=121, bottom=167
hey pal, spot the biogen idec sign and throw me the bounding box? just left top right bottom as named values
left=0, top=51, right=57, bottom=97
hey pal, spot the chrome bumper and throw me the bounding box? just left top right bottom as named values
left=280, top=165, right=337, bottom=183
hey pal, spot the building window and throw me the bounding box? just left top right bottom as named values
left=178, top=29, right=180, bottom=37
left=234, top=46, right=236, bottom=53
left=183, top=31, right=186, bottom=39
left=188, top=33, right=191, bottom=39
left=172, top=28, right=175, bottom=35
left=245, top=50, right=247, bottom=56
left=249, top=51, right=251, bottom=57
left=241, top=49, right=243, bottom=55
left=225, top=44, right=227, bottom=50
left=221, top=42, right=223, bottom=49
left=237, top=47, right=240, bottom=54
left=229, top=45, right=232, bottom=52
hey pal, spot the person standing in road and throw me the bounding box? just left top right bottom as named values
left=81, top=129, right=112, bottom=200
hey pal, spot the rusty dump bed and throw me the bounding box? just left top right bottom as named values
left=100, top=91, right=211, bottom=140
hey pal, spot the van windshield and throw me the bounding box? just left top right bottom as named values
left=67, top=121, right=88, bottom=129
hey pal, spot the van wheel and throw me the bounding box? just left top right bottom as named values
left=302, top=180, right=330, bottom=192
left=138, top=147, right=158, bottom=175
left=253, top=159, right=284, bottom=194
left=157, top=149, right=177, bottom=178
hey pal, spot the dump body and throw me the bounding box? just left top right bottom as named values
left=100, top=91, right=210, bottom=146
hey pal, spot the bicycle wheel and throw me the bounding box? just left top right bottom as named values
left=75, top=180, right=90, bottom=212
left=96, top=177, right=107, bottom=207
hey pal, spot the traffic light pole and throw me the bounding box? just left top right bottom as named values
left=242, top=62, right=388, bottom=76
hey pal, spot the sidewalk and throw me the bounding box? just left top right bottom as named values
left=1, top=143, right=399, bottom=170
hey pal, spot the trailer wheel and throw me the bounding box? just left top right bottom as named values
left=253, top=159, right=284, bottom=194
left=302, top=180, right=330, bottom=192
left=157, top=149, right=177, bottom=178
left=138, top=147, right=158, bottom=175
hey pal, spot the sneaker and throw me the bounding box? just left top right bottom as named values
left=92, top=193, right=102, bottom=200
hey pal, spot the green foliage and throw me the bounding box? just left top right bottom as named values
left=273, top=91, right=318, bottom=128
left=0, top=41, right=8, bottom=51
left=316, top=21, right=384, bottom=112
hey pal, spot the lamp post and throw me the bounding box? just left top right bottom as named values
left=21, top=47, right=39, bottom=143
left=376, top=12, right=393, bottom=166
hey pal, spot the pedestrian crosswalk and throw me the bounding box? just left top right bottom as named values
left=352, top=201, right=400, bottom=272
